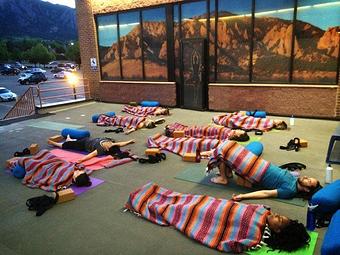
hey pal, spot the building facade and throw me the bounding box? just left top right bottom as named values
left=76, top=0, right=340, bottom=118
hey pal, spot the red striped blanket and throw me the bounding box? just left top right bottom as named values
left=126, top=182, right=269, bottom=253
left=212, top=112, right=274, bottom=131
left=148, top=133, right=221, bottom=156
left=166, top=122, right=235, bottom=140
left=97, top=114, right=145, bottom=130
left=207, top=140, right=270, bottom=183
left=17, top=150, right=91, bottom=191
left=122, top=105, right=160, bottom=117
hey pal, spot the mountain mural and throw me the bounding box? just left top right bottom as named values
left=100, top=13, right=339, bottom=83
left=0, top=0, right=77, bottom=41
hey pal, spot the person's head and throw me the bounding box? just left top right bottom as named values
left=266, top=214, right=310, bottom=252
left=101, top=139, right=115, bottom=152
left=73, top=170, right=92, bottom=187
left=144, top=119, right=156, bottom=129
left=297, top=176, right=322, bottom=199
left=273, top=120, right=288, bottom=130
left=155, top=107, right=170, bottom=116
left=229, top=130, right=249, bottom=142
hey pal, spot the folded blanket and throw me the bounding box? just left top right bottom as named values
left=148, top=133, right=221, bottom=156
left=122, top=105, right=160, bottom=117
left=207, top=140, right=270, bottom=183
left=126, top=182, right=269, bottom=253
left=97, top=114, right=145, bottom=130
left=166, top=122, right=235, bottom=140
left=16, top=150, right=91, bottom=191
left=212, top=112, right=274, bottom=131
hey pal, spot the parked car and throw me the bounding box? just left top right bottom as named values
left=0, top=87, right=17, bottom=101
left=54, top=70, right=71, bottom=79
left=30, top=68, right=46, bottom=73
left=51, top=67, right=65, bottom=73
left=46, top=61, right=59, bottom=69
left=12, top=62, right=27, bottom=70
left=0, top=67, right=20, bottom=75
left=18, top=73, right=32, bottom=84
left=0, top=63, right=11, bottom=71
left=19, top=72, right=47, bottom=85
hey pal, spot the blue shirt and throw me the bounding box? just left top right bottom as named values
left=260, top=163, right=298, bottom=199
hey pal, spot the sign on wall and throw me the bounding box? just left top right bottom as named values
left=90, top=57, right=97, bottom=70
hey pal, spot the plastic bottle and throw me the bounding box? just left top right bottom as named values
left=306, top=202, right=318, bottom=231
left=195, top=149, right=201, bottom=163
left=325, top=164, right=333, bottom=184
left=289, top=115, right=295, bottom=126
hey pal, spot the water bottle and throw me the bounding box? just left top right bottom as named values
left=325, top=164, right=333, bottom=184
left=306, top=202, right=318, bottom=231
left=289, top=115, right=295, bottom=126
left=195, top=149, right=201, bottom=163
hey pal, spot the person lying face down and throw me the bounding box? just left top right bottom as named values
left=48, top=136, right=135, bottom=164
left=203, top=140, right=321, bottom=200
left=122, top=105, right=170, bottom=117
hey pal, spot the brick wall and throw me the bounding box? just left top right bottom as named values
left=209, top=85, right=338, bottom=118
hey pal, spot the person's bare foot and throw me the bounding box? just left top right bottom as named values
left=211, top=176, right=228, bottom=185
left=47, top=139, right=53, bottom=145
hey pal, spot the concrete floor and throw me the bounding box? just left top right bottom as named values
left=0, top=101, right=339, bottom=255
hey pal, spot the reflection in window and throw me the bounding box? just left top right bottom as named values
left=209, top=0, right=216, bottom=81
left=293, top=0, right=340, bottom=84
left=97, top=15, right=120, bottom=80
left=174, top=4, right=181, bottom=82
left=119, top=11, right=142, bottom=80
left=142, top=8, right=167, bottom=80
left=252, top=0, right=294, bottom=82
left=181, top=1, right=207, bottom=39
left=217, top=0, right=252, bottom=82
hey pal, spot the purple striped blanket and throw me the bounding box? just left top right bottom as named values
left=212, top=112, right=274, bottom=131
left=122, top=105, right=160, bottom=117
left=166, top=122, right=235, bottom=140
left=97, top=114, right=146, bottom=130
left=147, top=133, right=221, bottom=156
left=125, top=182, right=269, bottom=253
left=16, top=150, right=91, bottom=191
left=207, top=140, right=270, bottom=183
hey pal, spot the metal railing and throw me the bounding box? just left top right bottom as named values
left=3, top=86, right=36, bottom=120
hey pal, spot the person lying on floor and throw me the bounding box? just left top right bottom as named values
left=165, top=122, right=249, bottom=141
left=122, top=105, right=170, bottom=117
left=202, top=140, right=321, bottom=200
left=97, top=114, right=165, bottom=134
left=48, top=136, right=135, bottom=164
left=212, top=112, right=287, bottom=131
left=126, top=182, right=310, bottom=253
left=14, top=150, right=92, bottom=191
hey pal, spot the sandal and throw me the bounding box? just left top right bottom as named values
left=279, top=162, right=306, bottom=171
left=104, top=127, right=124, bottom=133
left=14, top=148, right=31, bottom=157
left=279, top=138, right=301, bottom=152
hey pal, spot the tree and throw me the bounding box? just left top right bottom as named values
left=0, top=40, right=9, bottom=61
left=28, top=43, right=55, bottom=65
left=65, top=42, right=80, bottom=64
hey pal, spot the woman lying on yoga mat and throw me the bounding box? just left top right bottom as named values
left=165, top=122, right=249, bottom=141
left=122, top=105, right=170, bottom=117
left=212, top=112, right=287, bottom=131
left=127, top=182, right=310, bottom=253
left=202, top=140, right=321, bottom=200
left=48, top=136, right=135, bottom=164
left=97, top=114, right=165, bottom=134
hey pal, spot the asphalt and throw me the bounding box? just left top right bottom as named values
left=0, top=101, right=339, bottom=255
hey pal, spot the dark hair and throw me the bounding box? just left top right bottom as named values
left=298, top=181, right=323, bottom=200
left=274, top=121, right=288, bottom=130
left=107, top=145, right=120, bottom=156
left=74, top=173, right=92, bottom=187
left=230, top=132, right=249, bottom=142
left=265, top=220, right=310, bottom=252
left=145, top=121, right=156, bottom=129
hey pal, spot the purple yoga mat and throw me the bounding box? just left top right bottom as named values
left=71, top=177, right=105, bottom=196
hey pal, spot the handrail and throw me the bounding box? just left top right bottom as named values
left=3, top=86, right=36, bottom=120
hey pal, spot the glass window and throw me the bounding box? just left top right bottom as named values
left=142, top=8, right=167, bottom=80
left=119, top=11, right=142, bottom=80
left=97, top=14, right=121, bottom=80
left=293, top=0, right=340, bottom=84
left=209, top=0, right=216, bottom=81
left=252, top=0, right=295, bottom=83
left=217, top=0, right=252, bottom=82
left=181, top=1, right=207, bottom=39
left=174, top=4, right=181, bottom=82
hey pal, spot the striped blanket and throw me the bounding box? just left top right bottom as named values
left=148, top=133, right=221, bottom=156
left=122, top=105, right=160, bottom=117
left=126, top=182, right=269, bottom=253
left=212, top=112, right=274, bottom=131
left=207, top=140, right=270, bottom=183
left=166, top=122, right=235, bottom=140
left=97, top=114, right=146, bottom=130
left=16, top=150, right=91, bottom=191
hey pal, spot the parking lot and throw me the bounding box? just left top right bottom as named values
left=0, top=70, right=85, bottom=119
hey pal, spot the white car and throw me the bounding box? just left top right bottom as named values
left=0, top=87, right=17, bottom=102
left=31, top=68, right=46, bottom=73
left=54, top=71, right=71, bottom=79
left=18, top=73, right=32, bottom=83
left=46, top=61, right=59, bottom=69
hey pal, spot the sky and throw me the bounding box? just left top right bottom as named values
left=42, top=0, right=75, bottom=8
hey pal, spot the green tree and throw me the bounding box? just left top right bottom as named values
left=28, top=43, right=55, bottom=65
left=65, top=42, right=80, bottom=64
left=0, top=40, right=9, bottom=61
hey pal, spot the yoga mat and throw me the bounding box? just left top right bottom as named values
left=27, top=121, right=83, bottom=131
left=247, top=231, right=318, bottom=255
left=238, top=136, right=261, bottom=146
left=175, top=164, right=306, bottom=207
left=71, top=177, right=105, bottom=196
